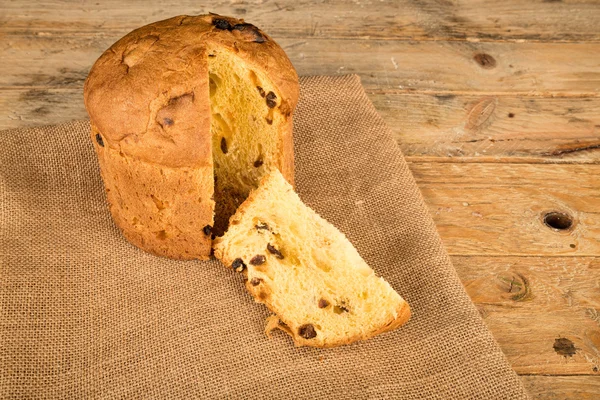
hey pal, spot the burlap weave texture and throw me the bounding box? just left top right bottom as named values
left=0, top=75, right=528, bottom=399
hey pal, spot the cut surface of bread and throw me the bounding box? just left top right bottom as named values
left=84, top=14, right=297, bottom=259
left=208, top=48, right=291, bottom=235
left=213, top=170, right=411, bottom=347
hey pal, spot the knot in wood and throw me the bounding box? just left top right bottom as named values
left=474, top=53, right=497, bottom=69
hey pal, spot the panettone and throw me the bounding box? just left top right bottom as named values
left=213, top=170, right=411, bottom=347
left=84, top=14, right=298, bottom=259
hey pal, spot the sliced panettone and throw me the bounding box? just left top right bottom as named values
left=213, top=170, right=411, bottom=347
left=84, top=14, right=298, bottom=259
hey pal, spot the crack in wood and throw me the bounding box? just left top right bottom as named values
left=544, top=143, right=600, bottom=156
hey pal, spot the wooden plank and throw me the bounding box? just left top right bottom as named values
left=1, top=89, right=599, bottom=164
left=0, top=89, right=84, bottom=130
left=370, top=93, right=600, bottom=162
left=1, top=0, right=600, bottom=42
left=410, top=163, right=600, bottom=256
left=453, top=256, right=600, bottom=375
left=521, top=376, right=600, bottom=399
left=1, top=35, right=599, bottom=95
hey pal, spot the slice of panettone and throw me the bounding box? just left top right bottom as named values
left=213, top=170, right=410, bottom=347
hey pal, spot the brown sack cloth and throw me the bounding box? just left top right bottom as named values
left=0, top=75, right=528, bottom=399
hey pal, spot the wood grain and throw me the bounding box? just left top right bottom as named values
left=521, top=376, right=600, bottom=399
left=1, top=35, right=600, bottom=96
left=411, top=163, right=600, bottom=256
left=372, top=93, right=600, bottom=162
left=2, top=0, right=600, bottom=42
left=453, top=256, right=600, bottom=375
left=0, top=89, right=83, bottom=130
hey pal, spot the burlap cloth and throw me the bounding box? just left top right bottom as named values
left=0, top=75, right=528, bottom=399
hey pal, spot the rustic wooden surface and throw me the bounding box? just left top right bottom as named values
left=1, top=1, right=599, bottom=398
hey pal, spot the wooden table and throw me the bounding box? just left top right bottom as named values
left=1, top=1, right=599, bottom=397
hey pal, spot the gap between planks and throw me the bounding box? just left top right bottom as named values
left=4, top=32, right=600, bottom=45
left=519, top=373, right=599, bottom=377
left=7, top=32, right=600, bottom=44
left=2, top=86, right=600, bottom=98
left=450, top=254, right=600, bottom=258
left=520, top=375, right=600, bottom=400
left=369, top=89, right=600, bottom=99
left=406, top=158, right=600, bottom=165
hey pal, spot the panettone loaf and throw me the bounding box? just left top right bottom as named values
left=213, top=170, right=411, bottom=347
left=84, top=14, right=298, bottom=259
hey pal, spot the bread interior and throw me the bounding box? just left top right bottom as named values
left=208, top=49, right=282, bottom=235
left=214, top=171, right=408, bottom=346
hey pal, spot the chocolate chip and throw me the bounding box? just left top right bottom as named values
left=163, top=117, right=174, bottom=126
left=203, top=225, right=212, bottom=236
left=255, top=222, right=269, bottom=231
left=318, top=299, right=329, bottom=308
left=95, top=133, right=104, bottom=147
left=298, top=324, right=317, bottom=339
left=220, top=137, right=228, bottom=154
left=257, top=86, right=266, bottom=97
left=250, top=277, right=263, bottom=286
left=232, top=258, right=246, bottom=272
left=250, top=255, right=266, bottom=265
left=213, top=19, right=232, bottom=30
left=266, top=91, right=277, bottom=108
left=208, top=54, right=216, bottom=58
left=265, top=117, right=273, bottom=125
left=254, top=158, right=264, bottom=168
left=267, top=243, right=284, bottom=259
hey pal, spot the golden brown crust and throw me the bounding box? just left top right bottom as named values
left=279, top=117, right=295, bottom=187
left=373, top=302, right=412, bottom=336
left=93, top=124, right=213, bottom=260
left=283, top=301, right=411, bottom=348
left=261, top=303, right=411, bottom=348
left=84, top=14, right=299, bottom=168
left=85, top=15, right=298, bottom=259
